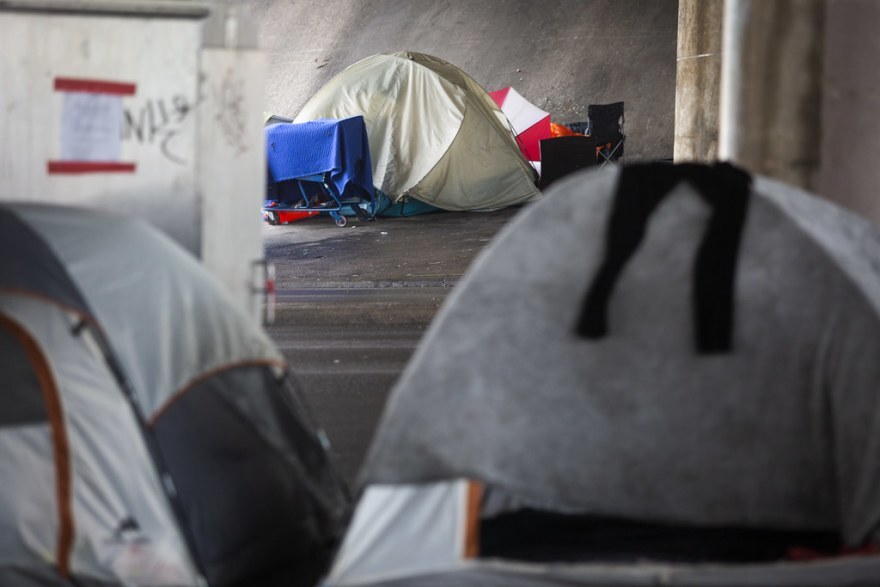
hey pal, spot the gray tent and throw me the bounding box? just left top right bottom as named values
left=325, top=163, right=880, bottom=586
left=0, top=204, right=347, bottom=587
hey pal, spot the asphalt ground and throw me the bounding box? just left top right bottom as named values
left=262, top=206, right=520, bottom=290
left=262, top=207, right=522, bottom=486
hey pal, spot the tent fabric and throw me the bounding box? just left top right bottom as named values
left=0, top=321, right=46, bottom=425
left=328, top=481, right=472, bottom=585
left=294, top=51, right=540, bottom=212
left=327, top=480, right=880, bottom=587
left=332, top=549, right=880, bottom=587
left=0, top=566, right=121, bottom=587
left=0, top=207, right=92, bottom=318
left=0, top=292, right=197, bottom=585
left=371, top=192, right=441, bottom=218
left=265, top=116, right=375, bottom=202
left=576, top=163, right=753, bottom=353
left=327, top=163, right=880, bottom=586
left=404, top=97, right=536, bottom=211
left=0, top=203, right=348, bottom=586
left=488, top=87, right=552, bottom=162
left=9, top=204, right=283, bottom=421
left=152, top=365, right=341, bottom=587
left=362, top=164, right=880, bottom=546
left=264, top=112, right=294, bottom=125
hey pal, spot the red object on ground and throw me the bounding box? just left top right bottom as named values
left=787, top=543, right=880, bottom=561
left=277, top=211, right=319, bottom=224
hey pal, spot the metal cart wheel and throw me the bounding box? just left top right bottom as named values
left=333, top=213, right=347, bottom=227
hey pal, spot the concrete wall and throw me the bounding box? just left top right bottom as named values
left=818, top=0, right=880, bottom=224
left=674, top=0, right=723, bottom=162
left=719, top=0, right=825, bottom=191
left=240, top=0, right=678, bottom=161
left=715, top=0, right=880, bottom=225
left=0, top=12, right=202, bottom=250
left=0, top=2, right=267, bottom=318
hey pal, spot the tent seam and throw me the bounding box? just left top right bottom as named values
left=0, top=286, right=100, bottom=329
left=0, top=314, right=75, bottom=577
left=147, top=358, right=288, bottom=427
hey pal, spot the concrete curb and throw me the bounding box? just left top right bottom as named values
left=271, top=286, right=451, bottom=328
left=275, top=278, right=460, bottom=290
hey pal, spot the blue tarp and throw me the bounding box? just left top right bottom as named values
left=265, top=116, right=375, bottom=202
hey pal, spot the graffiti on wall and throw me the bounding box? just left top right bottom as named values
left=122, top=68, right=252, bottom=165
left=212, top=68, right=249, bottom=157
left=122, top=95, right=194, bottom=165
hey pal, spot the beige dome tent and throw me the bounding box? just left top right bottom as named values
left=294, top=51, right=540, bottom=212
left=325, top=163, right=880, bottom=586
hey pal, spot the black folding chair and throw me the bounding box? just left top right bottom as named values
left=565, top=120, right=591, bottom=136
left=587, top=102, right=625, bottom=167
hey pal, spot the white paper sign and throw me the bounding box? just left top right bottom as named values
left=60, top=92, right=123, bottom=161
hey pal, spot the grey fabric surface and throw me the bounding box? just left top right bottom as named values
left=0, top=206, right=91, bottom=318
left=0, top=203, right=298, bottom=584
left=1, top=277, right=203, bottom=582
left=0, top=566, right=129, bottom=586
left=0, top=323, right=46, bottom=426
left=6, top=203, right=283, bottom=420
left=362, top=167, right=880, bottom=547
left=321, top=556, right=880, bottom=587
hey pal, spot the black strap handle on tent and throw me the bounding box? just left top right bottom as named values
left=576, top=162, right=752, bottom=353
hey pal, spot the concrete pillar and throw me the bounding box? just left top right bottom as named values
left=817, top=0, right=880, bottom=224
left=198, top=3, right=267, bottom=320
left=719, top=0, right=824, bottom=191
left=674, top=0, right=724, bottom=162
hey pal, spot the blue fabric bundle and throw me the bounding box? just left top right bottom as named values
left=265, top=116, right=375, bottom=202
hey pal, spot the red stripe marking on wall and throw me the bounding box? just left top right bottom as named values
left=48, top=161, right=137, bottom=174
left=54, top=77, right=137, bottom=96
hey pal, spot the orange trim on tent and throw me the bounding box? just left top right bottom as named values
left=463, top=481, right=483, bottom=559
left=147, top=358, right=288, bottom=427
left=0, top=314, right=75, bottom=577
left=0, top=286, right=97, bottom=327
